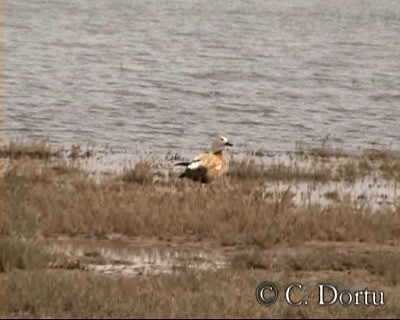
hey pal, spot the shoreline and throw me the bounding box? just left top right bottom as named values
left=2, top=139, right=398, bottom=211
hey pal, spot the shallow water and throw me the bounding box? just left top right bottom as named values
left=4, top=0, right=400, bottom=156
left=47, top=237, right=228, bottom=276
left=258, top=153, right=400, bottom=211
left=264, top=177, right=399, bottom=212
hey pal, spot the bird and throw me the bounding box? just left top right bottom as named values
left=175, top=136, right=233, bottom=183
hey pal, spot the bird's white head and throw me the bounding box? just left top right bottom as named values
left=211, top=136, right=233, bottom=153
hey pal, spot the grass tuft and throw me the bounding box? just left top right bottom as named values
left=0, top=238, right=50, bottom=272
left=0, top=141, right=60, bottom=160
left=120, top=161, right=153, bottom=185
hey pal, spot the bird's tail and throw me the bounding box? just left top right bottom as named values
left=174, top=162, right=190, bottom=167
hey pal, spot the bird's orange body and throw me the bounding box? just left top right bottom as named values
left=176, top=136, right=233, bottom=183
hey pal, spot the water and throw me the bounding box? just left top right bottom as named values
left=47, top=237, right=228, bottom=276
left=4, top=0, right=400, bottom=157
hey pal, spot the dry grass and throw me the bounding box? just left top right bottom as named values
left=230, top=245, right=400, bottom=287
left=1, top=141, right=400, bottom=318
left=1, top=154, right=399, bottom=246
left=2, top=268, right=400, bottom=319
left=0, top=238, right=50, bottom=272
left=119, top=161, right=154, bottom=185
left=336, top=161, right=365, bottom=182
left=294, top=142, right=400, bottom=181
left=1, top=237, right=400, bottom=318
left=68, top=144, right=93, bottom=160
left=361, top=148, right=400, bottom=162
left=323, top=191, right=340, bottom=202
left=380, top=159, right=400, bottom=182
left=281, top=250, right=400, bottom=286
left=231, top=249, right=271, bottom=270
left=228, top=160, right=334, bottom=183
left=294, top=140, right=349, bottom=159
left=308, top=147, right=350, bottom=159
left=0, top=142, right=399, bottom=251
left=0, top=179, right=8, bottom=235
left=247, top=149, right=265, bottom=157
left=0, top=141, right=61, bottom=160
left=230, top=152, right=399, bottom=184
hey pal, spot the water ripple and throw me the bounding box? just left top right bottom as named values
left=4, top=0, right=400, bottom=155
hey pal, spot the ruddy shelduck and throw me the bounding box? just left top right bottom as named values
left=175, top=136, right=233, bottom=183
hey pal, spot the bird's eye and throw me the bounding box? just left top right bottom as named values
left=220, top=138, right=224, bottom=141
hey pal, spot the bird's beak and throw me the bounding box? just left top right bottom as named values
left=226, top=142, right=233, bottom=146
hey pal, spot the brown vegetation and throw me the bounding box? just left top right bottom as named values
left=228, top=160, right=334, bottom=183
left=0, top=141, right=61, bottom=160
left=3, top=157, right=400, bottom=246
left=1, top=266, right=400, bottom=318
left=0, top=141, right=400, bottom=318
